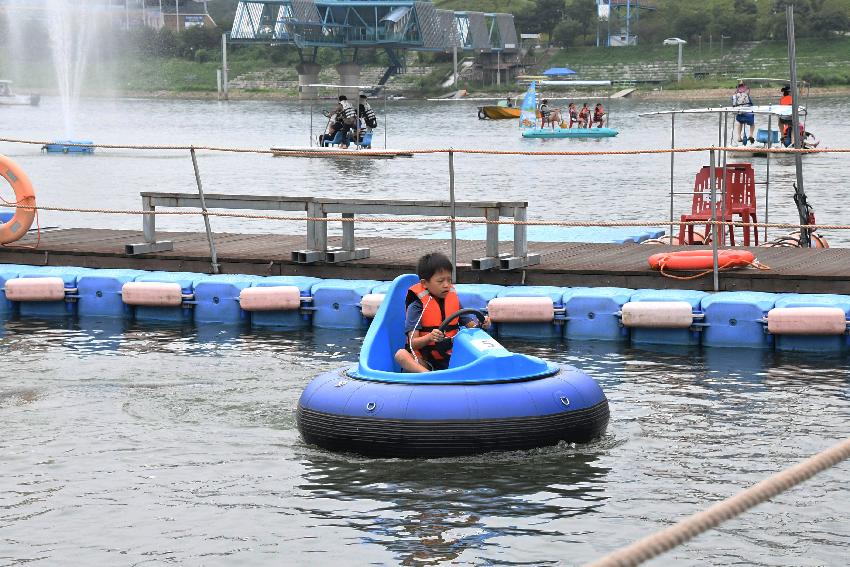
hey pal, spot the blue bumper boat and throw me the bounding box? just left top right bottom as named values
left=297, top=274, right=609, bottom=458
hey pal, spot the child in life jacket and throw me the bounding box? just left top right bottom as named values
left=591, top=103, right=605, bottom=127
left=394, top=253, right=491, bottom=372
left=578, top=103, right=590, bottom=128
left=568, top=103, right=579, bottom=128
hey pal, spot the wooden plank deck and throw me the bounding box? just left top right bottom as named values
left=1, top=228, right=849, bottom=293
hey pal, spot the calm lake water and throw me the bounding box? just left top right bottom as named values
left=0, top=94, right=848, bottom=244
left=0, top=96, right=849, bottom=565
left=1, top=320, right=848, bottom=565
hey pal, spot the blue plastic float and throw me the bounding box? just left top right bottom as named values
left=296, top=274, right=610, bottom=458
left=0, top=264, right=848, bottom=353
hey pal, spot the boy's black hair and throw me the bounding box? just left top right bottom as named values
left=338, top=95, right=347, bottom=101
left=417, top=252, right=454, bottom=281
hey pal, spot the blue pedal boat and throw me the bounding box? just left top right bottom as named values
left=297, top=274, right=610, bottom=458
left=522, top=127, right=618, bottom=139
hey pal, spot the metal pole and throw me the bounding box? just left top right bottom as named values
left=309, top=98, right=313, bottom=147
left=448, top=150, right=457, bottom=282
left=497, top=50, right=501, bottom=87
left=709, top=149, right=719, bottom=291
left=765, top=114, right=772, bottom=242
left=221, top=33, right=229, bottom=101
left=669, top=113, right=675, bottom=243
left=721, top=112, right=730, bottom=246
left=175, top=0, right=179, bottom=30
left=125, top=0, right=130, bottom=30
left=453, top=45, right=459, bottom=87
left=190, top=148, right=220, bottom=274
left=787, top=5, right=810, bottom=247
left=677, top=42, right=683, bottom=83
left=384, top=93, right=388, bottom=149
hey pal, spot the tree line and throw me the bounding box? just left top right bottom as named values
left=509, top=0, right=850, bottom=47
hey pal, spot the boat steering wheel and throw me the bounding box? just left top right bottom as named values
left=438, top=308, right=486, bottom=333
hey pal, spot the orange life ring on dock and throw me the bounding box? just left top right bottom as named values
left=648, top=249, right=755, bottom=271
left=0, top=154, right=36, bottom=244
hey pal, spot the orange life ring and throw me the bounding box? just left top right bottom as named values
left=0, top=154, right=36, bottom=244
left=648, top=249, right=755, bottom=271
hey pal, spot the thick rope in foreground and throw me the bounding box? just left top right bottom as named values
left=585, top=437, right=850, bottom=567
left=1, top=202, right=849, bottom=231
left=1, top=136, right=847, bottom=157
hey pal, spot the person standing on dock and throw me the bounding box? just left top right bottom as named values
left=732, top=80, right=756, bottom=145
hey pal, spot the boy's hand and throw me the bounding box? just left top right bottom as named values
left=428, top=329, right=446, bottom=342
left=481, top=315, right=492, bottom=330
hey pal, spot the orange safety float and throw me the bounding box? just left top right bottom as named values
left=648, top=249, right=755, bottom=271
left=0, top=154, right=36, bottom=244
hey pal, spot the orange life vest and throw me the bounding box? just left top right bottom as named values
left=779, top=94, right=792, bottom=105
left=406, top=282, right=461, bottom=366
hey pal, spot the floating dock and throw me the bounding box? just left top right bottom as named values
left=2, top=228, right=849, bottom=293
left=270, top=146, right=414, bottom=158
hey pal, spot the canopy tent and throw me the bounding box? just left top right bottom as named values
left=543, top=67, right=576, bottom=76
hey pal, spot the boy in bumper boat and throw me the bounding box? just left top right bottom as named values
left=394, top=253, right=491, bottom=372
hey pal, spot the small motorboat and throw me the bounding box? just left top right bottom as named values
left=522, top=127, right=619, bottom=139
left=478, top=104, right=520, bottom=120
left=0, top=80, right=40, bottom=106
left=297, top=274, right=610, bottom=458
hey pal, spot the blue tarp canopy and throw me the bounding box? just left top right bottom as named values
left=543, top=67, right=576, bottom=76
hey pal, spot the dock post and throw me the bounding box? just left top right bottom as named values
left=710, top=148, right=719, bottom=291
left=190, top=148, right=220, bottom=274
left=143, top=195, right=156, bottom=243
left=449, top=150, right=457, bottom=282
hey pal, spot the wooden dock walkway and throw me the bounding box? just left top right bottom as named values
left=1, top=228, right=849, bottom=293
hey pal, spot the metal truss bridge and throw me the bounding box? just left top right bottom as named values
left=230, top=1, right=518, bottom=56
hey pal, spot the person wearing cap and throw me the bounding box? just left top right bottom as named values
left=731, top=80, right=755, bottom=145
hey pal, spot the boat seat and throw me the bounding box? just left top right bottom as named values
left=323, top=131, right=344, bottom=147
left=756, top=129, right=779, bottom=145
left=358, top=132, right=373, bottom=149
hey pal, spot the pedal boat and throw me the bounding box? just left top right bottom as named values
left=522, top=127, right=619, bottom=139
left=297, top=274, right=609, bottom=458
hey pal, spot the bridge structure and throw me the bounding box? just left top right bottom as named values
left=229, top=0, right=519, bottom=98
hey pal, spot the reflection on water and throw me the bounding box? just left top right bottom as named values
left=298, top=446, right=611, bottom=566
left=0, top=319, right=848, bottom=565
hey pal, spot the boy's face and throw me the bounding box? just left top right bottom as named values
left=421, top=269, right=453, bottom=299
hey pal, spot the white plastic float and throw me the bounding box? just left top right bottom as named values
left=620, top=301, right=696, bottom=329
left=766, top=307, right=848, bottom=335
left=5, top=277, right=67, bottom=302
left=121, top=282, right=184, bottom=307
left=359, top=293, right=385, bottom=318
left=239, top=286, right=302, bottom=311
left=487, top=296, right=555, bottom=322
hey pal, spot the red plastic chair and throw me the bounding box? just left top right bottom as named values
left=678, top=164, right=758, bottom=246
